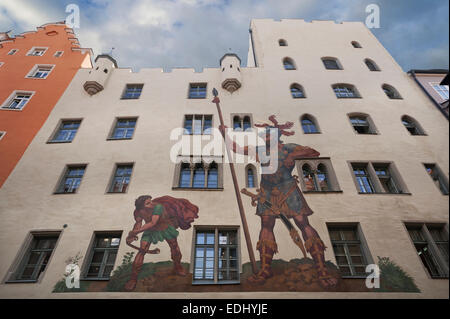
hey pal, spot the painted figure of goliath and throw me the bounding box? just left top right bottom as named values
left=222, top=115, right=337, bottom=287
left=124, top=195, right=199, bottom=291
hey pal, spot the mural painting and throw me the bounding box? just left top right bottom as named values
left=53, top=115, right=420, bottom=294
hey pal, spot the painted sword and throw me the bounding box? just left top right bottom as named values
left=241, top=188, right=307, bottom=258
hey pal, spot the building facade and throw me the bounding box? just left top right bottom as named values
left=0, top=19, right=448, bottom=298
left=408, top=69, right=449, bottom=117
left=0, top=22, right=92, bottom=187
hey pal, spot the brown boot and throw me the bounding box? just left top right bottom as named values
left=170, top=243, right=187, bottom=276
left=124, top=261, right=143, bottom=291
left=305, top=237, right=338, bottom=288
left=247, top=239, right=277, bottom=285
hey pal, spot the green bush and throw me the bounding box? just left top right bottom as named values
left=376, top=256, right=420, bottom=293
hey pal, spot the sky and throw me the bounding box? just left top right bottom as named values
left=0, top=0, right=448, bottom=72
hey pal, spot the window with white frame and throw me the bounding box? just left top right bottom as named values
left=7, top=49, right=18, bottom=55
left=1, top=91, right=33, bottom=110
left=192, top=227, right=240, bottom=284
left=27, top=47, right=48, bottom=56
left=0, top=131, right=6, bottom=140
left=54, top=51, right=64, bottom=57
left=430, top=83, right=449, bottom=100
left=183, top=114, right=212, bottom=135
left=0, top=62, right=4, bottom=67
left=27, top=65, right=54, bottom=79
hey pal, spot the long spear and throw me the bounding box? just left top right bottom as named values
left=212, top=88, right=258, bottom=274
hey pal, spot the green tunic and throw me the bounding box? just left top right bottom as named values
left=140, top=204, right=179, bottom=244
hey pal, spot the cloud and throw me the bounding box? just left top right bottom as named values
left=0, top=0, right=448, bottom=72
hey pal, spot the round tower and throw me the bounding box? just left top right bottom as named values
left=83, top=54, right=117, bottom=96
left=220, top=53, right=242, bottom=93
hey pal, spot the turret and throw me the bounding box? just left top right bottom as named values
left=83, top=54, right=117, bottom=96
left=220, top=53, right=242, bottom=93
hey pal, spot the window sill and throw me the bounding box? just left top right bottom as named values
left=5, top=279, right=38, bottom=284
left=172, top=187, right=223, bottom=191
left=53, top=192, right=78, bottom=195
left=0, top=107, right=23, bottom=111
left=304, top=132, right=321, bottom=135
left=188, top=97, right=207, bottom=99
left=192, top=280, right=240, bottom=285
left=336, top=97, right=362, bottom=99
left=106, top=137, right=133, bottom=141
left=120, top=97, right=140, bottom=100
left=303, top=190, right=343, bottom=194
left=47, top=140, right=73, bottom=144
left=357, top=192, right=412, bottom=195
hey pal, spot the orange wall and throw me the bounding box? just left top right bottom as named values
left=0, top=24, right=91, bottom=187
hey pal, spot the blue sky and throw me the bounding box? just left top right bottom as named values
left=1, top=0, right=448, bottom=72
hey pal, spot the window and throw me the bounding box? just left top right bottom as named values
left=109, top=118, right=137, bottom=140
left=84, top=232, right=121, bottom=279
left=174, top=157, right=223, bottom=190
left=401, top=115, right=425, bottom=135
left=7, top=232, right=60, bottom=283
left=290, top=83, right=305, bottom=98
left=121, top=84, right=143, bottom=99
left=27, top=47, right=47, bottom=56
left=184, top=114, right=212, bottom=135
left=300, top=114, right=319, bottom=134
left=8, top=49, right=18, bottom=55
left=246, top=164, right=257, bottom=188
left=322, top=57, right=342, bottom=70
left=232, top=114, right=252, bottom=132
left=406, top=224, right=448, bottom=278
left=54, top=51, right=64, bottom=57
left=27, top=65, right=54, bottom=79
left=352, top=164, right=374, bottom=193
left=188, top=83, right=207, bottom=99
left=328, top=225, right=369, bottom=277
left=351, top=41, right=362, bottom=48
left=374, top=164, right=400, bottom=194
left=332, top=84, right=360, bottom=98
left=382, top=84, right=402, bottom=99
left=50, top=120, right=81, bottom=142
left=349, top=114, right=377, bottom=134
left=0, top=62, right=4, bottom=67
left=108, top=164, right=133, bottom=193
left=424, top=163, right=449, bottom=195
left=282, top=57, right=296, bottom=70
left=193, top=227, right=239, bottom=284
left=1, top=91, right=33, bottom=110
left=278, top=39, right=287, bottom=46
left=55, top=165, right=87, bottom=194
left=430, top=83, right=449, bottom=100
left=297, top=158, right=341, bottom=192
left=0, top=131, right=6, bottom=140
left=364, top=59, right=380, bottom=71
left=351, top=161, right=407, bottom=194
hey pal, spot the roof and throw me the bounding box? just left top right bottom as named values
left=440, top=73, right=450, bottom=86
left=408, top=69, right=449, bottom=75
left=95, top=54, right=118, bottom=68
left=219, top=53, right=241, bottom=65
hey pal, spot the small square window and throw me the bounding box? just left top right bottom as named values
left=50, top=120, right=81, bottom=142
left=55, top=165, right=87, bottom=194
left=121, top=84, right=143, bottom=99
left=0, top=62, right=4, bottom=67
left=109, top=118, right=137, bottom=140
left=108, top=164, right=133, bottom=193
left=7, top=49, right=18, bottom=55
left=424, top=164, right=449, bottom=195
left=189, top=83, right=207, bottom=99
left=1, top=91, right=34, bottom=110
left=54, top=51, right=64, bottom=57
left=0, top=131, right=6, bottom=140
left=27, top=47, right=48, bottom=56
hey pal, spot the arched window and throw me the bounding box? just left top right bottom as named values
left=382, top=84, right=402, bottom=99
left=364, top=58, right=380, bottom=71
left=246, top=165, right=257, bottom=188
left=301, top=115, right=319, bottom=134
left=179, top=163, right=192, bottom=188
left=332, top=84, right=360, bottom=98
left=233, top=116, right=242, bottom=131
left=283, top=57, right=296, bottom=70
left=279, top=39, right=287, bottom=46
left=290, top=83, right=305, bottom=98
left=207, top=162, right=218, bottom=188
left=243, top=116, right=251, bottom=131
left=316, top=164, right=330, bottom=191
left=193, top=163, right=205, bottom=188
left=322, top=57, right=342, bottom=70
left=401, top=115, right=425, bottom=135
left=351, top=41, right=362, bottom=48
left=348, top=113, right=377, bottom=134
left=302, top=164, right=318, bottom=191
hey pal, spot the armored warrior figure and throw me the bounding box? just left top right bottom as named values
left=221, top=115, right=337, bottom=287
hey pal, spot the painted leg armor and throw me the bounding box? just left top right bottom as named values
left=247, top=239, right=278, bottom=284
left=305, top=236, right=336, bottom=287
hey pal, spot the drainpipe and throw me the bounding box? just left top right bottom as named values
left=249, top=28, right=258, bottom=67
left=409, top=70, right=449, bottom=120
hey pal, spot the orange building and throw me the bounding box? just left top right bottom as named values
left=0, top=22, right=92, bottom=187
